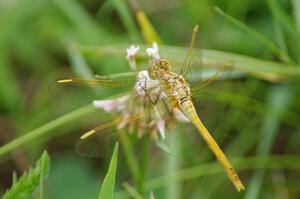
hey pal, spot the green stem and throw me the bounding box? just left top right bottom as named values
left=115, top=155, right=300, bottom=198
left=119, top=132, right=143, bottom=195
left=76, top=44, right=300, bottom=82
left=0, top=104, right=96, bottom=157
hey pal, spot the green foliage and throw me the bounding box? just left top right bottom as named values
left=135, top=10, right=162, bottom=44
left=47, top=155, right=99, bottom=199
left=1, top=0, right=300, bottom=199
left=2, top=151, right=50, bottom=199
left=0, top=105, right=96, bottom=157
left=214, top=7, right=293, bottom=64
left=98, top=143, right=118, bottom=199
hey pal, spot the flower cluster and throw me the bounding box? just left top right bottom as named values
left=93, top=43, right=189, bottom=139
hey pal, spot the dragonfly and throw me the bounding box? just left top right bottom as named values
left=57, top=25, right=245, bottom=192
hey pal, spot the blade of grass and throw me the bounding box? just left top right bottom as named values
left=145, top=155, right=300, bottom=191
left=265, top=0, right=300, bottom=61
left=77, top=44, right=300, bottom=81
left=291, top=0, right=300, bottom=31
left=265, top=0, right=288, bottom=53
left=112, top=0, right=141, bottom=43
left=214, top=7, right=293, bottom=64
left=98, top=143, right=118, bottom=199
left=201, top=87, right=300, bottom=128
left=140, top=135, right=150, bottom=189
left=50, top=0, right=111, bottom=44
left=165, top=128, right=182, bottom=199
left=2, top=151, right=50, bottom=199
left=119, top=131, right=143, bottom=194
left=0, top=104, right=96, bottom=158
left=39, top=150, right=47, bottom=199
left=265, top=0, right=300, bottom=62
left=68, top=42, right=94, bottom=79
left=115, top=155, right=300, bottom=198
left=244, top=85, right=292, bottom=199
left=135, top=10, right=162, bottom=44
left=122, top=182, right=144, bottom=199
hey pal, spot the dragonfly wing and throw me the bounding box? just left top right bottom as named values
left=50, top=77, right=137, bottom=103
left=75, top=113, right=145, bottom=158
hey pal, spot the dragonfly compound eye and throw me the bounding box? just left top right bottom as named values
left=148, top=59, right=172, bottom=79
left=158, top=59, right=171, bottom=71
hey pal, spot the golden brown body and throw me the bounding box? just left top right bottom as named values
left=150, top=59, right=245, bottom=191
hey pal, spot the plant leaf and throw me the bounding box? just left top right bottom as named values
left=77, top=44, right=300, bottom=82
left=135, top=10, right=162, bottom=44
left=2, top=151, right=50, bottom=199
left=214, top=7, right=293, bottom=64
left=98, top=143, right=119, bottom=199
left=0, top=104, right=96, bottom=158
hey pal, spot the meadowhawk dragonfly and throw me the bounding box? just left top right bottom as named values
left=56, top=25, right=245, bottom=191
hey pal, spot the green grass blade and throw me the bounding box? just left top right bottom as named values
left=265, top=0, right=288, bottom=54
left=164, top=128, right=182, bottom=199
left=244, top=85, right=292, bottom=199
left=0, top=104, right=96, bottom=158
left=214, top=7, right=293, bottom=64
left=50, top=0, right=110, bottom=44
left=135, top=10, right=162, bottom=44
left=112, top=0, right=141, bottom=42
left=122, top=182, right=144, bottom=199
left=119, top=131, right=143, bottom=194
left=291, top=0, right=300, bottom=30
left=77, top=44, right=300, bottom=81
left=68, top=43, right=94, bottom=79
left=115, top=155, right=300, bottom=198
left=98, top=143, right=119, bottom=199
left=39, top=150, right=48, bottom=199
left=2, top=151, right=50, bottom=199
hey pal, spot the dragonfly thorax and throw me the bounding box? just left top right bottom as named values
left=148, top=59, right=172, bottom=79
left=160, top=72, right=192, bottom=108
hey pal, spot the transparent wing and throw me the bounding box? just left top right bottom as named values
left=75, top=118, right=124, bottom=158
left=75, top=111, right=184, bottom=158
left=75, top=112, right=144, bottom=158
left=49, top=77, right=138, bottom=103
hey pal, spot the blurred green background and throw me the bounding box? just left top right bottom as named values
left=1, top=0, right=300, bottom=198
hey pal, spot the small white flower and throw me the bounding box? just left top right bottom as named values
left=93, top=99, right=118, bottom=112
left=93, top=96, right=129, bottom=112
left=126, top=45, right=139, bottom=61
left=146, top=42, right=160, bottom=60
left=126, top=45, right=140, bottom=70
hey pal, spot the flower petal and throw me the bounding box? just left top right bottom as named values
left=146, top=42, right=160, bottom=60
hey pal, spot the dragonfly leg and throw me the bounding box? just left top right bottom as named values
left=137, top=81, right=160, bottom=105
left=191, top=61, right=234, bottom=93
left=180, top=25, right=199, bottom=76
left=201, top=62, right=233, bottom=87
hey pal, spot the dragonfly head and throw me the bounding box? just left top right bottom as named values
left=148, top=59, right=171, bottom=79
